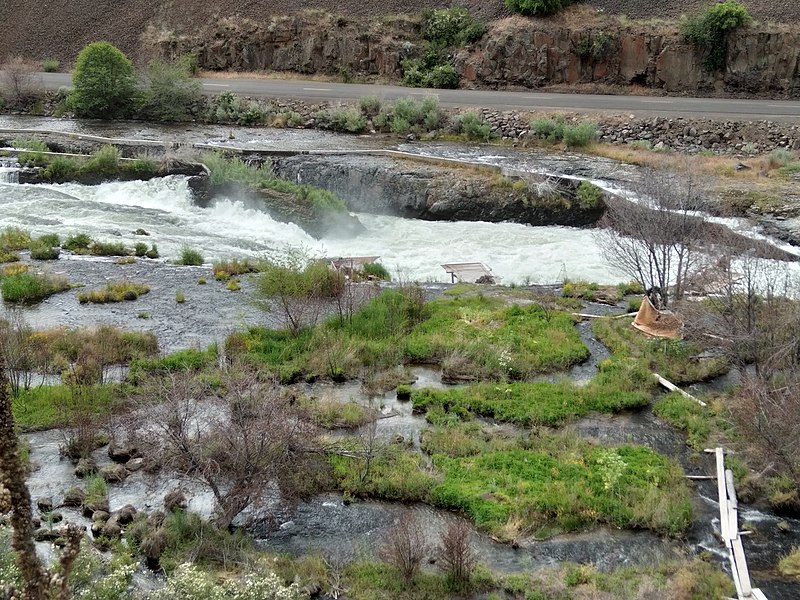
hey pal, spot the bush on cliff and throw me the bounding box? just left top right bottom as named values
left=68, top=42, right=136, bottom=119
left=505, top=0, right=573, bottom=17
left=682, top=1, right=751, bottom=71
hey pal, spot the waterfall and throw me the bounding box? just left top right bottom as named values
left=0, top=168, right=20, bottom=184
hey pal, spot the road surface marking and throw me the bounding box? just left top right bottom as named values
left=203, top=83, right=230, bottom=87
left=409, top=92, right=438, bottom=96
left=640, top=99, right=674, bottom=104
left=302, top=87, right=332, bottom=91
left=523, top=95, right=554, bottom=99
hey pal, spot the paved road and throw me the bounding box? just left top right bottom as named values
left=33, top=72, right=800, bottom=122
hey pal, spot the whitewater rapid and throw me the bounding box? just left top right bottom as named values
left=0, top=176, right=624, bottom=284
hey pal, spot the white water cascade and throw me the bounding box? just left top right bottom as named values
left=0, top=176, right=625, bottom=284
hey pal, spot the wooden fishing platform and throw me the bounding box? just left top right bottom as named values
left=441, top=262, right=495, bottom=284
left=328, top=256, right=380, bottom=272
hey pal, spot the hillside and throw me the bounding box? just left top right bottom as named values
left=1, top=1, right=798, bottom=66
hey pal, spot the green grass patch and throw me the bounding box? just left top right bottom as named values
left=0, top=271, right=71, bottom=303
left=592, top=317, right=728, bottom=384
left=430, top=443, right=691, bottom=539
left=62, top=232, right=92, bottom=253
left=78, top=281, right=150, bottom=303
left=127, top=347, right=218, bottom=382
left=0, top=250, right=20, bottom=263
left=12, top=384, right=118, bottom=430
left=653, top=392, right=710, bottom=450
left=301, top=398, right=378, bottom=429
left=90, top=240, right=129, bottom=256
left=213, top=257, right=263, bottom=279
left=176, top=245, right=204, bottom=266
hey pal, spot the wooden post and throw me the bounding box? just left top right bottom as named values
left=654, top=373, right=707, bottom=407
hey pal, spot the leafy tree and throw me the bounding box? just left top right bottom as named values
left=68, top=42, right=136, bottom=119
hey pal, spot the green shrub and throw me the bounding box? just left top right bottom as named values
left=421, top=8, right=486, bottom=47
left=134, top=242, right=149, bottom=257
left=0, top=250, right=20, bottom=263
left=82, top=145, right=121, bottom=175
left=12, top=138, right=48, bottom=152
left=362, top=262, right=391, bottom=281
left=42, top=156, right=80, bottom=181
left=128, top=158, right=158, bottom=177
left=530, top=117, right=565, bottom=143
left=1, top=271, right=70, bottom=303
left=175, top=291, right=186, bottom=304
left=176, top=246, right=204, bottom=266
left=505, top=0, right=572, bottom=17
left=455, top=112, right=493, bottom=141
left=563, top=122, right=598, bottom=147
left=145, top=244, right=160, bottom=259
left=576, top=181, right=603, bottom=209
left=62, top=232, right=92, bottom=253
left=78, top=281, right=150, bottom=304
left=41, top=58, right=60, bottom=73
left=206, top=91, right=272, bottom=125
left=359, top=95, right=382, bottom=117
left=68, top=42, right=136, bottom=118
left=320, top=107, right=367, bottom=133
left=682, top=1, right=751, bottom=71
left=139, top=57, right=201, bottom=122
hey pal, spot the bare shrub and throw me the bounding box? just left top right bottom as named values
left=378, top=511, right=428, bottom=582
left=0, top=310, right=35, bottom=396
left=597, top=166, right=706, bottom=308
left=437, top=520, right=477, bottom=587
left=0, top=57, right=39, bottom=107
left=128, top=366, right=321, bottom=527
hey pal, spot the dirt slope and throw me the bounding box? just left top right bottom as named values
left=1, top=1, right=797, bottom=65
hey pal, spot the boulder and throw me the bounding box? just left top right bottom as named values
left=92, top=510, right=110, bottom=523
left=62, top=487, right=85, bottom=507
left=101, top=520, right=122, bottom=540
left=115, top=504, right=137, bottom=525
left=100, top=463, right=128, bottom=483
left=108, top=441, right=139, bottom=463
left=34, top=528, right=61, bottom=542
left=73, top=458, right=96, bottom=478
left=125, top=457, right=145, bottom=472
left=36, top=497, right=53, bottom=513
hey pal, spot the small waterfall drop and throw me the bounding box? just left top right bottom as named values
left=0, top=156, right=20, bottom=184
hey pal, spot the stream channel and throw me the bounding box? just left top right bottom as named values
left=2, top=116, right=800, bottom=597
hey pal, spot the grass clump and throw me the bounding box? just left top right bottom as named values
left=213, top=258, right=262, bottom=279
left=128, top=347, right=217, bottom=381
left=62, top=232, right=92, bottom=253
left=361, top=262, right=391, bottom=281
left=82, top=145, right=121, bottom=175
left=779, top=547, right=800, bottom=579
left=175, top=291, right=186, bottom=304
left=0, top=250, right=20, bottom=264
left=90, top=240, right=128, bottom=256
left=42, top=156, right=81, bottom=181
left=78, top=281, right=150, bottom=304
left=0, top=271, right=70, bottom=303
left=454, top=112, right=493, bottom=142
left=29, top=243, right=60, bottom=260
left=176, top=246, right=204, bottom=266
left=0, top=226, right=32, bottom=250
left=302, top=399, right=378, bottom=429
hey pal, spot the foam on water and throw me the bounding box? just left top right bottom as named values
left=0, top=176, right=626, bottom=283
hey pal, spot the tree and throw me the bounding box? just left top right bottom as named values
left=255, top=251, right=345, bottom=335
left=128, top=367, right=319, bottom=528
left=0, top=344, right=83, bottom=600
left=597, top=167, right=706, bottom=308
left=69, top=42, right=136, bottom=119
left=139, top=57, right=201, bottom=122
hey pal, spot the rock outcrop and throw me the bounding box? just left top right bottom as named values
left=271, top=154, right=605, bottom=227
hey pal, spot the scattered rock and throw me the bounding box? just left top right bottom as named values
left=778, top=520, right=792, bottom=532
left=133, top=228, right=150, bottom=236
left=37, top=497, right=53, bottom=513
left=101, top=520, right=122, bottom=539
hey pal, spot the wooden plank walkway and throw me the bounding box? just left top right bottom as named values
left=705, top=447, right=768, bottom=600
